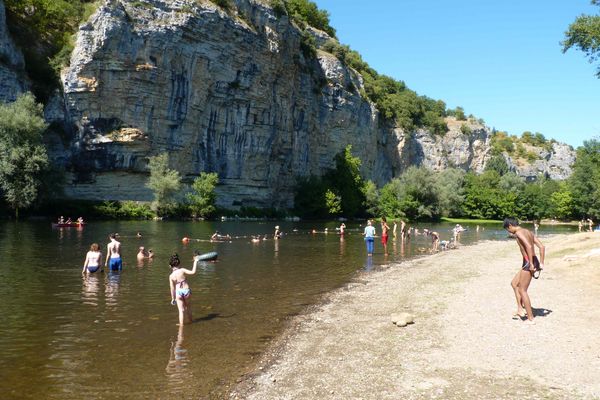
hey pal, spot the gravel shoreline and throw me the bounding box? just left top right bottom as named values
left=230, top=233, right=600, bottom=399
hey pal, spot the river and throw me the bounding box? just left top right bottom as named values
left=0, top=220, right=574, bottom=399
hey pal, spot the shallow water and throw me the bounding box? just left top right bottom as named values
left=0, top=220, right=573, bottom=399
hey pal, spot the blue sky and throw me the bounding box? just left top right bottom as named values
left=314, top=0, right=600, bottom=148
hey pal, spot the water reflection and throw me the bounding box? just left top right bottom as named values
left=165, top=325, right=192, bottom=396
left=81, top=275, right=101, bottom=306
left=364, top=256, right=374, bottom=271
left=105, top=273, right=121, bottom=306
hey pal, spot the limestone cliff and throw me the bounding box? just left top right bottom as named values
left=27, top=0, right=574, bottom=207
left=0, top=0, right=29, bottom=102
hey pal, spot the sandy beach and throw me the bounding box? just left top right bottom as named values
left=231, top=232, right=600, bottom=400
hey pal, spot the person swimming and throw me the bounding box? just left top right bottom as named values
left=169, top=253, right=200, bottom=325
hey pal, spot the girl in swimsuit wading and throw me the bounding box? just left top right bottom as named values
left=82, top=243, right=102, bottom=274
left=169, top=253, right=200, bottom=325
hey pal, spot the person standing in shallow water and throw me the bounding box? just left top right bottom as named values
left=363, top=219, right=376, bottom=256
left=503, top=218, right=545, bottom=324
left=380, top=217, right=390, bottom=255
left=105, top=233, right=122, bottom=271
left=169, top=253, right=200, bottom=326
left=82, top=243, right=102, bottom=274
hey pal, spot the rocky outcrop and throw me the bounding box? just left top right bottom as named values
left=45, top=0, right=575, bottom=207
left=0, top=0, right=29, bottom=102
left=504, top=142, right=575, bottom=181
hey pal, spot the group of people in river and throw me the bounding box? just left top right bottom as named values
left=78, top=218, right=549, bottom=326
left=361, top=218, right=466, bottom=256
left=578, top=218, right=596, bottom=232
left=82, top=232, right=153, bottom=275
left=57, top=216, right=84, bottom=225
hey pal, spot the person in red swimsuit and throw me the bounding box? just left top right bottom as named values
left=380, top=217, right=390, bottom=255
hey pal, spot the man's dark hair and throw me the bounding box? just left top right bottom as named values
left=109, top=233, right=116, bottom=239
left=503, top=218, right=519, bottom=229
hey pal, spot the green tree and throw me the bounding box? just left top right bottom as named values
left=325, top=189, right=341, bottom=215
left=462, top=171, right=520, bottom=219
left=562, top=1, right=600, bottom=77
left=568, top=139, right=600, bottom=218
left=283, top=0, right=336, bottom=37
left=435, top=168, right=465, bottom=217
left=0, top=93, right=49, bottom=218
left=379, top=166, right=442, bottom=221
left=146, top=153, right=182, bottom=215
left=362, top=180, right=379, bottom=216
left=186, top=172, right=219, bottom=219
left=484, top=154, right=510, bottom=176
left=325, top=145, right=366, bottom=217
left=549, top=185, right=574, bottom=220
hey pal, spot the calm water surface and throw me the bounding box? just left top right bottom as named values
left=0, top=220, right=574, bottom=399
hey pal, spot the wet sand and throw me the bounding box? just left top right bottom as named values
left=231, top=232, right=600, bottom=399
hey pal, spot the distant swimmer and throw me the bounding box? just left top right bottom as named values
left=182, top=237, right=191, bottom=244
left=137, top=246, right=150, bottom=260
left=251, top=236, right=261, bottom=243
left=136, top=231, right=142, bottom=238
left=82, top=243, right=102, bottom=274
left=169, top=253, right=200, bottom=326
left=105, top=233, right=122, bottom=271
left=339, top=222, right=346, bottom=235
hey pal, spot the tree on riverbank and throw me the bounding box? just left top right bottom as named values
left=0, top=93, right=49, bottom=218
left=146, top=153, right=181, bottom=216
left=186, top=172, right=219, bottom=219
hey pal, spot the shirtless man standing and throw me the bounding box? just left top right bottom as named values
left=503, top=218, right=545, bottom=324
left=105, top=233, right=123, bottom=271
left=380, top=217, right=390, bottom=255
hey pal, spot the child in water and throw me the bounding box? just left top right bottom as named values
left=169, top=252, right=200, bottom=325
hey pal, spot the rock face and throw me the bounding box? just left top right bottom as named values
left=43, top=0, right=574, bottom=207
left=0, top=0, right=29, bottom=102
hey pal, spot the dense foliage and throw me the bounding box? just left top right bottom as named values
left=271, top=0, right=336, bottom=37
left=489, top=130, right=555, bottom=161
left=146, top=153, right=182, bottom=215
left=568, top=139, right=600, bottom=218
left=294, top=145, right=367, bottom=218
left=0, top=93, right=49, bottom=218
left=186, top=172, right=219, bottom=219
left=562, top=0, right=600, bottom=77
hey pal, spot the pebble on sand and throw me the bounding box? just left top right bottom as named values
left=391, top=312, right=415, bottom=327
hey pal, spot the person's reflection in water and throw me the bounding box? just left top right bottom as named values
left=339, top=234, right=345, bottom=256
left=104, top=272, right=121, bottom=307
left=274, top=238, right=279, bottom=258
left=165, top=325, right=192, bottom=395
left=400, top=238, right=405, bottom=258
left=364, top=255, right=374, bottom=271
left=81, top=275, right=101, bottom=306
